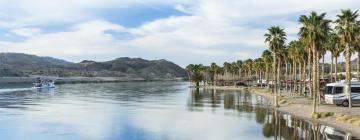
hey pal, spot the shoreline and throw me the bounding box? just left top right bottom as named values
left=204, top=85, right=360, bottom=138
left=0, top=76, right=185, bottom=84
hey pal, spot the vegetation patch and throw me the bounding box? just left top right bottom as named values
left=311, top=112, right=334, bottom=119
left=336, top=114, right=360, bottom=126
left=277, top=95, right=287, bottom=104
left=279, top=99, right=287, bottom=104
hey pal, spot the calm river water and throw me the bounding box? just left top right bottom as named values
left=0, top=82, right=357, bottom=140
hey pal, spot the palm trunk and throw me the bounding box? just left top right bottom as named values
left=322, top=53, right=325, bottom=79
left=302, top=61, right=306, bottom=95
left=260, top=70, right=263, bottom=88
left=357, top=51, right=360, bottom=80
left=277, top=58, right=281, bottom=96
left=299, top=61, right=303, bottom=94
left=294, top=61, right=297, bottom=93
left=285, top=61, right=288, bottom=93
left=266, top=65, right=269, bottom=89
left=288, top=63, right=292, bottom=92
left=330, top=53, right=334, bottom=82
left=335, top=56, right=338, bottom=82
left=312, top=45, right=317, bottom=114
left=317, top=51, right=321, bottom=103
left=308, top=48, right=313, bottom=98
left=273, top=53, right=277, bottom=101
left=345, top=44, right=352, bottom=108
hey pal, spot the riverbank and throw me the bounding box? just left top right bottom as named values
left=0, top=76, right=184, bottom=84
left=205, top=86, right=360, bottom=138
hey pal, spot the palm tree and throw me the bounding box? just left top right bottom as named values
left=335, top=9, right=359, bottom=108
left=289, top=40, right=300, bottom=93
left=210, top=63, right=218, bottom=85
left=186, top=64, right=195, bottom=84
left=264, top=26, right=287, bottom=107
left=254, top=58, right=265, bottom=87
left=186, top=64, right=203, bottom=87
left=299, top=11, right=331, bottom=114
left=262, top=50, right=273, bottom=89
left=244, top=59, right=253, bottom=82
left=277, top=47, right=288, bottom=94
left=236, top=60, right=243, bottom=81
left=355, top=38, right=360, bottom=80
left=223, top=62, right=232, bottom=85
left=296, top=42, right=308, bottom=95
left=353, top=24, right=360, bottom=80
left=281, top=47, right=291, bottom=92
left=327, top=33, right=343, bottom=82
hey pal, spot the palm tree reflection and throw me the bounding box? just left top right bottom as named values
left=188, top=89, right=355, bottom=140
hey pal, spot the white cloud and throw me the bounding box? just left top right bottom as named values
left=0, top=20, right=129, bottom=61
left=0, top=0, right=179, bottom=27
left=11, top=27, right=42, bottom=37
left=0, top=0, right=360, bottom=66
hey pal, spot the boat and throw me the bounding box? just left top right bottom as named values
left=33, top=79, right=55, bottom=88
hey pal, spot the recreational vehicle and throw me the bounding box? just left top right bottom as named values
left=324, top=80, right=360, bottom=107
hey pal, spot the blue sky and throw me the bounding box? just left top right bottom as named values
left=0, top=0, right=359, bottom=67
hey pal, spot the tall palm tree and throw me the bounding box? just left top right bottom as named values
left=210, top=63, right=218, bottom=85
left=295, top=42, right=308, bottom=95
left=254, top=58, right=265, bottom=87
left=186, top=64, right=203, bottom=87
left=335, top=9, right=359, bottom=108
left=262, top=50, right=273, bottom=89
left=236, top=60, right=243, bottom=81
left=299, top=11, right=331, bottom=114
left=277, top=47, right=288, bottom=94
left=223, top=62, right=232, bottom=85
left=327, top=33, right=343, bottom=82
left=281, top=47, right=290, bottom=92
left=289, top=40, right=302, bottom=93
left=264, top=26, right=287, bottom=107
left=185, top=64, right=195, bottom=84
left=353, top=29, right=360, bottom=80
left=244, top=59, right=253, bottom=81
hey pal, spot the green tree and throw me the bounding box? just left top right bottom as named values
left=335, top=9, right=359, bottom=108
left=264, top=26, right=287, bottom=107
left=262, top=50, right=273, bottom=89
left=327, top=32, right=343, bottom=82
left=299, top=11, right=331, bottom=113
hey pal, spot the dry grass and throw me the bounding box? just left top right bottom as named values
left=277, top=95, right=287, bottom=104
left=336, top=114, right=360, bottom=127
left=311, top=112, right=334, bottom=119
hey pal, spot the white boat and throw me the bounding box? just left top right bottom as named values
left=33, top=80, right=55, bottom=89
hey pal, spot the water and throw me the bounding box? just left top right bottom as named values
left=0, top=82, right=357, bottom=140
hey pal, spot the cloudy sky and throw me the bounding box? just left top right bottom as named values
left=0, top=0, right=359, bottom=67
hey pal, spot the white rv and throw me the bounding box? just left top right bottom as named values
left=324, top=80, right=360, bottom=107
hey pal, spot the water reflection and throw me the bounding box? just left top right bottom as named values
left=189, top=88, right=359, bottom=140
left=0, top=82, right=358, bottom=140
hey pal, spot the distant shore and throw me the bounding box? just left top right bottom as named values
left=0, top=76, right=184, bottom=84
left=204, top=86, right=360, bottom=138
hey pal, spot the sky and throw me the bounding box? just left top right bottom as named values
left=0, top=0, right=359, bottom=67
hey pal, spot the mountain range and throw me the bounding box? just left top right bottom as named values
left=0, top=53, right=187, bottom=80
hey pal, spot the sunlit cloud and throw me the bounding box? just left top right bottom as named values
left=0, top=0, right=359, bottom=66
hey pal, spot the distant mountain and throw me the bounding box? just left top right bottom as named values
left=0, top=53, right=72, bottom=70
left=0, top=53, right=187, bottom=80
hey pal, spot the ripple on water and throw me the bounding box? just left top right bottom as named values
left=0, top=82, right=357, bottom=140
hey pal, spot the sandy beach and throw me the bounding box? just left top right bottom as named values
left=204, top=86, right=360, bottom=138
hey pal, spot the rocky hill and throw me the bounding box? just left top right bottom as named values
left=0, top=53, right=187, bottom=80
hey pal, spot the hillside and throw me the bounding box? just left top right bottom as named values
left=0, top=53, right=187, bottom=80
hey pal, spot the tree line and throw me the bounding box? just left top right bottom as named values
left=186, top=9, right=360, bottom=113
